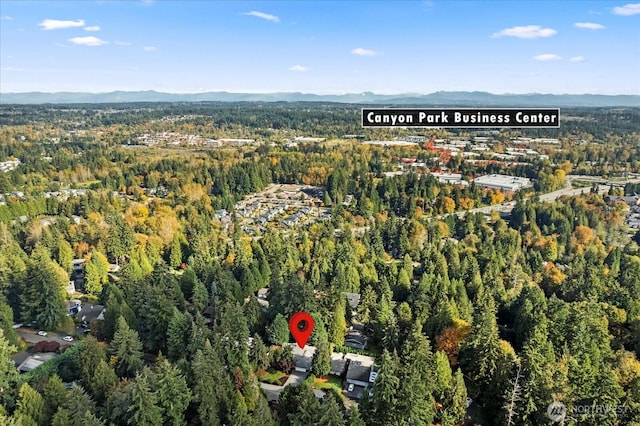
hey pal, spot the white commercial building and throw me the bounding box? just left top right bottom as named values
left=473, top=174, right=533, bottom=192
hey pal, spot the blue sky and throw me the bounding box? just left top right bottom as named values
left=1, top=1, right=639, bottom=94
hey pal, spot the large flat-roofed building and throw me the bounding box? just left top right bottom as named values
left=431, top=172, right=469, bottom=186
left=473, top=174, right=533, bottom=192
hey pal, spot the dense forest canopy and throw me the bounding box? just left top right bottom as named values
left=0, top=103, right=639, bottom=425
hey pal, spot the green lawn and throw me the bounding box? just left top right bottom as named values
left=256, top=369, right=288, bottom=386
left=313, top=376, right=345, bottom=399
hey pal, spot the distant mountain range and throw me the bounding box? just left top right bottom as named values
left=0, top=90, right=638, bottom=106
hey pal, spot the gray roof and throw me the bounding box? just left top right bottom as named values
left=78, top=304, right=105, bottom=323
left=345, top=353, right=376, bottom=384
left=18, top=357, right=45, bottom=372
left=344, top=331, right=368, bottom=350
left=330, top=352, right=348, bottom=376
left=288, top=343, right=316, bottom=372
left=344, top=293, right=361, bottom=309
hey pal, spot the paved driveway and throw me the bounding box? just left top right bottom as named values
left=284, top=370, right=309, bottom=386
left=16, top=328, right=76, bottom=346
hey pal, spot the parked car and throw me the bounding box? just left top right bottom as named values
left=37, top=330, right=47, bottom=336
left=83, top=329, right=91, bottom=335
left=62, top=336, right=74, bottom=342
left=347, top=383, right=355, bottom=392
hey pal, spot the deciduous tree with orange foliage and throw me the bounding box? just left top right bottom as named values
left=436, top=318, right=471, bottom=366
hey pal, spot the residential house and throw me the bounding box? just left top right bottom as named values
left=78, top=304, right=105, bottom=324
left=330, top=352, right=349, bottom=376
left=287, top=343, right=317, bottom=373
left=344, top=353, right=377, bottom=400
left=344, top=330, right=368, bottom=350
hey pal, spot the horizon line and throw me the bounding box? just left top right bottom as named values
left=1, top=90, right=639, bottom=97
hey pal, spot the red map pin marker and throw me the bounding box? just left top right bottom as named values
left=289, top=312, right=314, bottom=349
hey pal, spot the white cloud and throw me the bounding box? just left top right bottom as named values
left=574, top=22, right=605, bottom=30
left=143, top=46, right=157, bottom=51
left=492, top=25, right=557, bottom=39
left=115, top=41, right=132, bottom=46
left=613, top=3, right=640, bottom=15
left=39, top=19, right=85, bottom=30
left=289, top=65, right=309, bottom=72
left=352, top=47, right=380, bottom=56
left=533, top=54, right=562, bottom=61
left=243, top=11, right=280, bottom=22
left=1, top=16, right=13, bottom=21
left=84, top=26, right=100, bottom=32
left=68, top=36, right=108, bottom=47
left=570, top=56, right=586, bottom=62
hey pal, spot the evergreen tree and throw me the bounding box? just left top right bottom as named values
left=0, top=329, right=20, bottom=410
left=330, top=299, right=347, bottom=347
left=102, top=285, right=137, bottom=341
left=312, top=335, right=331, bottom=377
left=55, top=240, right=73, bottom=274
left=192, top=343, right=230, bottom=426
left=104, top=380, right=135, bottom=426
left=180, top=267, right=198, bottom=301
left=191, top=279, right=209, bottom=314
left=227, top=390, right=250, bottom=425
left=319, top=396, right=346, bottom=426
left=62, top=385, right=98, bottom=425
left=0, top=301, right=20, bottom=349
left=127, top=371, right=162, bottom=426
left=252, top=391, right=277, bottom=426
left=109, top=316, right=143, bottom=378
left=217, top=301, right=251, bottom=373
left=244, top=296, right=264, bottom=336
left=362, top=350, right=400, bottom=425
left=150, top=358, right=192, bottom=425
left=345, top=406, right=366, bottom=426
left=459, top=289, right=513, bottom=420
left=169, top=236, right=183, bottom=269
left=444, top=369, right=468, bottom=426
left=249, top=333, right=271, bottom=371
left=519, top=328, right=556, bottom=424
left=269, top=313, right=289, bottom=345
left=15, top=383, right=44, bottom=426
left=90, top=359, right=118, bottom=404
left=43, top=375, right=68, bottom=420
left=278, top=384, right=320, bottom=426
left=21, top=246, right=67, bottom=330
left=106, top=218, right=135, bottom=266
left=167, top=308, right=190, bottom=362
left=51, top=408, right=73, bottom=426
left=459, top=289, right=501, bottom=388
left=84, top=251, right=109, bottom=295
left=80, top=337, right=106, bottom=390
left=397, top=328, right=436, bottom=425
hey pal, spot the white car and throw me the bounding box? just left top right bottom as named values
left=62, top=336, right=74, bottom=342
left=36, top=330, right=47, bottom=336
left=347, top=383, right=355, bottom=392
